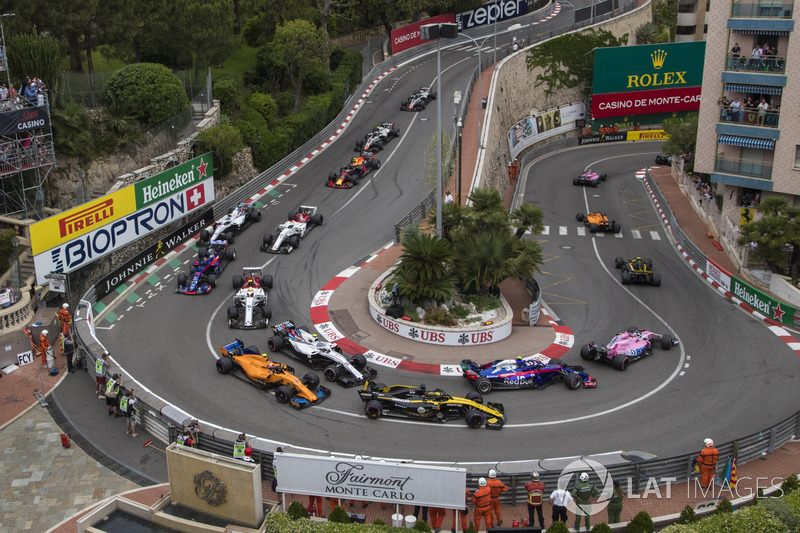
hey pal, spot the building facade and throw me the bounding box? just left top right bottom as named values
left=677, top=0, right=709, bottom=41
left=695, top=0, right=796, bottom=244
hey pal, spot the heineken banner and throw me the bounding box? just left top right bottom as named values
left=95, top=208, right=213, bottom=299
left=730, top=275, right=795, bottom=325
left=0, top=105, right=50, bottom=135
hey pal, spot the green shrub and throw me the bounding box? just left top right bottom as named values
left=275, top=91, right=295, bottom=117
left=781, top=473, right=800, bottom=496
left=423, top=308, right=457, bottom=326
left=403, top=307, right=420, bottom=322
left=465, top=522, right=478, bottom=533
left=626, top=511, right=654, bottom=533
left=327, top=505, right=350, bottom=523
left=674, top=504, right=698, bottom=524
left=264, top=512, right=292, bottom=532
left=758, top=497, right=800, bottom=531
left=104, top=63, right=189, bottom=126
left=413, top=519, right=431, bottom=532
left=213, top=76, right=239, bottom=115
left=286, top=500, right=309, bottom=520
left=372, top=518, right=386, bottom=525
left=464, top=294, right=501, bottom=311
left=547, top=521, right=570, bottom=533
left=450, top=305, right=470, bottom=318
left=0, top=229, right=19, bottom=276
left=591, top=524, right=613, bottom=533
left=693, top=505, right=788, bottom=533
left=711, top=498, right=734, bottom=515
left=194, top=124, right=244, bottom=177
left=248, top=92, right=277, bottom=126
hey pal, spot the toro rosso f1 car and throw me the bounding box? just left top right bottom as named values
left=358, top=382, right=505, bottom=429
left=460, top=356, right=597, bottom=393
left=200, top=201, right=261, bottom=245
left=355, top=122, right=400, bottom=152
left=216, top=340, right=330, bottom=408
left=576, top=212, right=621, bottom=233
left=326, top=152, right=381, bottom=188
left=580, top=327, right=678, bottom=371
left=267, top=321, right=377, bottom=387
left=573, top=170, right=607, bottom=187
left=176, top=240, right=236, bottom=294
left=401, top=86, right=437, bottom=111
left=227, top=267, right=273, bottom=329
left=261, top=206, right=323, bottom=254
left=614, top=256, right=661, bottom=286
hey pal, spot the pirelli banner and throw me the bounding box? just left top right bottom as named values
left=591, top=41, right=706, bottom=120
left=31, top=153, right=214, bottom=285
left=0, top=105, right=50, bottom=135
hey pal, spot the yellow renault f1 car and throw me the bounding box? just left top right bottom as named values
left=358, top=382, right=505, bottom=429
left=216, top=339, right=330, bottom=409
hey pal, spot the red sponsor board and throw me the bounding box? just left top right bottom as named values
left=592, top=86, right=702, bottom=118
left=391, top=14, right=456, bottom=54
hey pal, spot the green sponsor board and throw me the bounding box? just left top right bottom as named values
left=135, top=152, right=214, bottom=208
left=590, top=110, right=692, bottom=130
left=730, top=275, right=795, bottom=325
left=593, top=41, right=706, bottom=95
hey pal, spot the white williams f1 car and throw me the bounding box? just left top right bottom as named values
left=227, top=267, right=273, bottom=329
left=261, top=206, right=323, bottom=254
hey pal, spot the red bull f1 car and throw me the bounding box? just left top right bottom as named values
left=261, top=206, right=323, bottom=254
left=358, top=382, right=505, bottom=429
left=573, top=170, right=607, bottom=187
left=176, top=240, right=236, bottom=295
left=355, top=122, right=401, bottom=152
left=580, top=327, right=678, bottom=371
left=267, top=320, right=377, bottom=387
left=200, top=201, right=261, bottom=245
left=326, top=152, right=381, bottom=188
left=216, top=340, right=330, bottom=409
left=460, top=356, right=597, bottom=393
left=400, top=86, right=437, bottom=111
left=227, top=267, right=273, bottom=329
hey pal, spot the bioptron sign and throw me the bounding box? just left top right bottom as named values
left=31, top=153, right=214, bottom=285
left=591, top=41, right=706, bottom=119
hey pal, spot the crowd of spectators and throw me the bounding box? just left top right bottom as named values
left=718, top=94, right=780, bottom=127
left=690, top=174, right=714, bottom=207
left=0, top=76, right=47, bottom=112
left=0, top=130, right=54, bottom=174
left=729, top=41, right=784, bottom=72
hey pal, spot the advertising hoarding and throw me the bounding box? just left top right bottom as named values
left=391, top=14, right=455, bottom=54
left=508, top=102, right=586, bottom=158
left=0, top=105, right=51, bottom=136
left=591, top=86, right=702, bottom=118
left=730, top=275, right=795, bottom=325
left=456, top=0, right=529, bottom=31
left=626, top=129, right=669, bottom=141
left=275, top=453, right=467, bottom=508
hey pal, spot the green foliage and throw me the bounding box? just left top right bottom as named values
left=372, top=518, right=386, bottom=526
left=781, top=473, right=800, bottom=495
left=661, top=113, right=698, bottom=160
left=547, top=521, right=570, bottom=533
left=270, top=19, right=331, bottom=112
left=182, top=0, right=236, bottom=73
left=526, top=29, right=628, bottom=96
left=465, top=521, right=478, bottom=533
left=213, top=76, right=239, bottom=115
left=194, top=124, right=244, bottom=177
left=393, top=226, right=457, bottom=303
left=758, top=497, right=800, bottom=531
left=104, top=63, right=189, bottom=126
left=51, top=101, right=94, bottom=164
left=635, top=22, right=660, bottom=44
left=653, top=0, right=678, bottom=41
left=463, top=294, right=502, bottom=311
left=327, top=505, right=350, bottom=523
left=711, top=498, right=734, bottom=515
left=330, top=47, right=363, bottom=88
left=591, top=524, right=613, bottom=533
left=423, top=308, right=457, bottom=326
left=403, top=306, right=420, bottom=322
left=412, top=519, right=431, bottom=532
left=6, top=32, right=61, bottom=108
left=626, top=511, right=654, bottom=533
left=286, top=500, right=309, bottom=520
left=249, top=93, right=278, bottom=126
left=511, top=203, right=545, bottom=238
left=235, top=107, right=270, bottom=169
left=452, top=230, right=541, bottom=296
left=275, top=92, right=296, bottom=117
left=0, top=230, right=20, bottom=276
left=738, top=197, right=800, bottom=277
left=675, top=504, right=699, bottom=524
left=450, top=305, right=470, bottom=318
left=664, top=505, right=789, bottom=533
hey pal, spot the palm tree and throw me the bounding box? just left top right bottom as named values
left=635, top=22, right=659, bottom=44
left=468, top=187, right=505, bottom=216
left=511, top=203, right=545, bottom=239
left=393, top=227, right=457, bottom=303
left=738, top=196, right=800, bottom=279
left=427, top=202, right=464, bottom=242
left=451, top=231, right=541, bottom=295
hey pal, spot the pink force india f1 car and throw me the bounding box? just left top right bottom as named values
left=580, top=327, right=678, bottom=371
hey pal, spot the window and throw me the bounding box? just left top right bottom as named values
left=679, top=2, right=697, bottom=12
left=795, top=145, right=800, bottom=169
left=677, top=25, right=697, bottom=34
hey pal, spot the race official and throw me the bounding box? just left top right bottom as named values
left=472, top=477, right=493, bottom=531
left=56, top=303, right=72, bottom=336
left=487, top=469, right=508, bottom=526
left=38, top=330, right=51, bottom=368
left=524, top=471, right=546, bottom=529
left=549, top=485, right=574, bottom=524
left=697, top=438, right=719, bottom=488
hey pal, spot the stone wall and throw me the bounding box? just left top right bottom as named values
left=478, top=2, right=652, bottom=198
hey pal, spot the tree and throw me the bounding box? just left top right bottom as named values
left=393, top=226, right=458, bottom=303
left=452, top=230, right=541, bottom=296
left=653, top=0, right=678, bottom=42
left=511, top=203, right=544, bottom=239
left=270, top=19, right=330, bottom=112
left=182, top=0, right=236, bottom=77
left=626, top=511, right=654, bottom=533
left=635, top=22, right=659, bottom=44
left=738, top=196, right=800, bottom=281
left=104, top=63, right=190, bottom=126
left=526, top=29, right=628, bottom=96
left=661, top=112, right=698, bottom=169
left=6, top=32, right=61, bottom=107
left=194, top=124, right=245, bottom=177
left=50, top=102, right=94, bottom=165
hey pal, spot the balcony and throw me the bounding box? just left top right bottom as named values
left=731, top=1, right=793, bottom=18
left=718, top=103, right=780, bottom=128
left=726, top=54, right=785, bottom=73
left=715, top=156, right=772, bottom=179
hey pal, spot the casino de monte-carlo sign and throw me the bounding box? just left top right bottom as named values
left=274, top=452, right=467, bottom=508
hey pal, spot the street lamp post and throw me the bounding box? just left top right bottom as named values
left=457, top=118, right=463, bottom=205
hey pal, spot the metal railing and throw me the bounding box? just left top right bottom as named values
left=715, top=156, right=773, bottom=180
left=718, top=104, right=780, bottom=128
left=725, top=54, right=786, bottom=73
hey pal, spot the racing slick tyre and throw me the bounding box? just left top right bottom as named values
left=601, top=173, right=607, bottom=181
left=573, top=177, right=580, bottom=185
left=374, top=159, right=382, bottom=169
left=288, top=211, right=297, bottom=221
left=466, top=391, right=483, bottom=404
left=198, top=247, right=208, bottom=258
left=227, top=306, right=239, bottom=320
left=621, top=270, right=632, bottom=285
left=589, top=223, right=598, bottom=233
left=250, top=210, right=261, bottom=222
left=225, top=248, right=236, bottom=260
left=579, top=344, right=594, bottom=361
left=550, top=358, right=565, bottom=367
left=475, top=377, right=493, bottom=394
left=576, top=212, right=584, bottom=222
left=225, top=232, right=235, bottom=244
left=216, top=357, right=234, bottom=374
left=420, top=102, right=426, bottom=110
left=351, top=176, right=359, bottom=186
left=177, top=273, right=187, bottom=288
left=376, top=140, right=384, bottom=150
left=431, top=92, right=437, bottom=100
left=392, top=128, right=400, bottom=137
left=200, top=229, right=211, bottom=242
left=465, top=409, right=486, bottom=429
left=261, top=304, right=273, bottom=320
left=232, top=275, right=243, bottom=289
left=245, top=345, right=261, bottom=354
left=614, top=256, right=625, bottom=269
left=310, top=214, right=323, bottom=226
left=612, top=354, right=630, bottom=371
left=289, top=236, right=300, bottom=249
left=660, top=334, right=673, bottom=350
left=644, top=258, right=653, bottom=269
left=612, top=222, right=621, bottom=233
left=323, top=365, right=339, bottom=382
left=262, top=274, right=273, bottom=289
left=263, top=233, right=274, bottom=247
left=275, top=386, right=292, bottom=404
left=591, top=180, right=599, bottom=187
left=364, top=400, right=383, bottom=419
left=208, top=274, right=217, bottom=288
left=303, top=371, right=320, bottom=390
left=267, top=335, right=284, bottom=352
left=651, top=274, right=662, bottom=287
left=328, top=172, right=336, bottom=182
left=566, top=374, right=583, bottom=390
left=350, top=353, right=368, bottom=370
